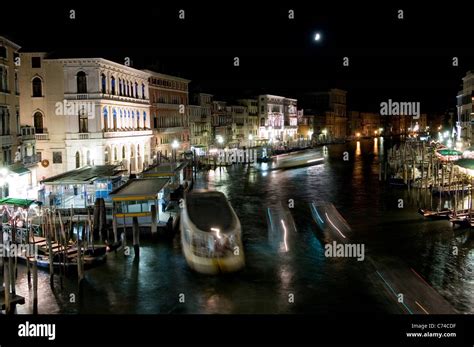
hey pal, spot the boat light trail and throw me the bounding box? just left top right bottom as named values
left=311, top=203, right=324, bottom=224
left=280, top=219, right=288, bottom=252
left=415, top=301, right=429, bottom=314
left=325, top=212, right=346, bottom=239
left=210, top=227, right=221, bottom=239
left=376, top=271, right=414, bottom=314
left=306, top=158, right=324, bottom=163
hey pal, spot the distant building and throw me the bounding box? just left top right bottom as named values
left=258, top=94, right=298, bottom=144
left=456, top=71, right=474, bottom=144
left=188, top=103, right=211, bottom=154
left=236, top=99, right=259, bottom=147
left=211, top=100, right=233, bottom=147
left=146, top=71, right=190, bottom=159
left=348, top=111, right=381, bottom=137
left=302, top=89, right=347, bottom=141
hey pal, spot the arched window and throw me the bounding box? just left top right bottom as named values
left=79, top=107, right=88, bottom=133
left=141, top=83, right=146, bottom=99
left=143, top=112, right=147, bottom=128
left=111, top=76, right=116, bottom=95
left=119, top=109, right=123, bottom=129
left=112, top=108, right=117, bottom=131
left=104, top=146, right=110, bottom=164
left=33, top=112, right=44, bottom=133
left=76, top=71, right=87, bottom=93
left=103, top=107, right=108, bottom=131
left=101, top=74, right=107, bottom=93
left=75, top=151, right=81, bottom=168
left=119, top=79, right=123, bottom=96
left=32, top=77, right=42, bottom=97
left=114, top=147, right=118, bottom=162
left=137, top=112, right=141, bottom=129
left=86, top=150, right=91, bottom=165
left=131, top=111, right=135, bottom=128
left=134, top=82, right=138, bottom=98
left=122, top=145, right=126, bottom=159
left=126, top=82, right=130, bottom=96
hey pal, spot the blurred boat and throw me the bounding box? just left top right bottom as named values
left=180, top=190, right=245, bottom=274
left=270, top=150, right=324, bottom=170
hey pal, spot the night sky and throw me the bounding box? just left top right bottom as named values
left=2, top=2, right=474, bottom=112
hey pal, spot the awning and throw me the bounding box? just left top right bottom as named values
left=41, top=165, right=125, bottom=185
left=110, top=178, right=169, bottom=201
left=8, top=165, right=30, bottom=176
left=0, top=198, right=41, bottom=207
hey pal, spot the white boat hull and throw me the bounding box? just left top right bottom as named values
left=180, top=191, right=245, bottom=274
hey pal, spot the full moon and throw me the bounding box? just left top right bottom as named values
left=314, top=32, right=321, bottom=41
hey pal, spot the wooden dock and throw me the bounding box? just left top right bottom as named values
left=0, top=289, right=25, bottom=311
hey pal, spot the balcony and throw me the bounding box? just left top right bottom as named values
left=21, top=126, right=36, bottom=141
left=103, top=129, right=153, bottom=138
left=35, top=133, right=49, bottom=141
left=22, top=154, right=40, bottom=166
left=0, top=134, right=12, bottom=146
left=64, top=92, right=149, bottom=105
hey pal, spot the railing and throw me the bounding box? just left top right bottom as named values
left=104, top=129, right=153, bottom=138
left=22, top=154, right=40, bottom=166
left=64, top=92, right=149, bottom=104
left=35, top=133, right=49, bottom=141
left=0, top=134, right=12, bottom=146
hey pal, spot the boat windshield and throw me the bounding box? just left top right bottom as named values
left=186, top=192, right=235, bottom=232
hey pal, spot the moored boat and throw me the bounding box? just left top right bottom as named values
left=180, top=190, right=245, bottom=274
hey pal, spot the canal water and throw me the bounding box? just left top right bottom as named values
left=13, top=139, right=474, bottom=314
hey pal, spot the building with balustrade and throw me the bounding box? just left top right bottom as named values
left=258, top=95, right=298, bottom=144
left=145, top=70, right=190, bottom=161
left=19, top=54, right=152, bottom=182
left=0, top=36, right=39, bottom=199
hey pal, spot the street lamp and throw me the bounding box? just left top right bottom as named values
left=248, top=134, right=253, bottom=148
left=172, top=139, right=179, bottom=162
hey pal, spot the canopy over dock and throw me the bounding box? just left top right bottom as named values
left=110, top=178, right=170, bottom=201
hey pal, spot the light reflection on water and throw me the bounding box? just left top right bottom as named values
left=9, top=139, right=473, bottom=314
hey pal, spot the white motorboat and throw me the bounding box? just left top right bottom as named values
left=270, top=149, right=324, bottom=170
left=180, top=190, right=245, bottom=274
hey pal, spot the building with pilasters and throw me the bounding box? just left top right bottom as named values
left=19, top=54, right=152, bottom=183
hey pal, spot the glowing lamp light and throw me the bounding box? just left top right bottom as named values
left=172, top=140, right=179, bottom=149
left=248, top=134, right=253, bottom=140
left=314, top=32, right=321, bottom=41
left=356, top=132, right=361, bottom=138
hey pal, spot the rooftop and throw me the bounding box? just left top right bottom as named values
left=110, top=178, right=169, bottom=199
left=41, top=165, right=124, bottom=185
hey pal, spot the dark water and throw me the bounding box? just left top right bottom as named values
left=13, top=139, right=474, bottom=314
